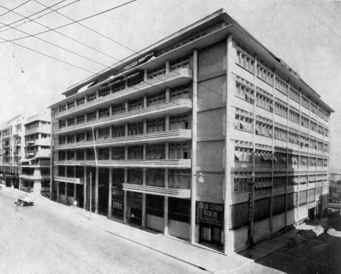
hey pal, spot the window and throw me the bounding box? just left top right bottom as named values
left=168, top=198, right=190, bottom=223
left=256, top=88, right=273, bottom=112
left=169, top=142, right=191, bottom=159
left=112, top=125, right=125, bottom=138
left=274, top=99, right=288, bottom=118
left=235, top=77, right=254, bottom=104
left=59, top=120, right=66, bottom=128
left=128, top=98, right=144, bottom=111
left=170, top=56, right=190, bottom=70
left=112, top=147, right=125, bottom=160
left=147, top=92, right=165, bottom=106
left=87, top=92, right=96, bottom=102
left=58, top=151, right=66, bottom=161
left=67, top=135, right=74, bottom=143
left=67, top=150, right=75, bottom=160
left=255, top=176, right=272, bottom=197
left=98, top=86, right=110, bottom=97
left=76, top=150, right=84, bottom=160
left=274, top=151, right=287, bottom=168
left=288, top=87, right=300, bottom=103
left=86, top=111, right=97, bottom=122
left=168, top=169, right=191, bottom=189
left=301, top=115, right=309, bottom=129
left=146, top=169, right=164, bottom=187
left=127, top=146, right=143, bottom=160
left=67, top=101, right=75, bottom=109
left=275, top=76, right=288, bottom=95
left=254, top=198, right=270, bottom=221
left=126, top=72, right=143, bottom=87
left=169, top=114, right=191, bottom=130
left=111, top=103, right=125, bottom=115
left=234, top=108, right=253, bottom=133
left=147, top=118, right=165, bottom=133
left=255, top=116, right=273, bottom=138
left=58, top=104, right=66, bottom=112
left=301, top=95, right=310, bottom=110
left=98, top=148, right=109, bottom=160
left=86, top=149, right=95, bottom=160
left=97, top=127, right=110, bottom=139
left=59, top=135, right=66, bottom=145
left=234, top=144, right=252, bottom=165
left=67, top=118, right=75, bottom=126
left=288, top=130, right=299, bottom=145
left=146, top=144, right=165, bottom=160
left=254, top=147, right=272, bottom=168
left=127, top=168, right=142, bottom=184
left=146, top=195, right=164, bottom=217
left=111, top=80, right=125, bottom=93
left=76, top=97, right=85, bottom=106
left=76, top=115, right=85, bottom=124
left=148, top=66, right=166, bottom=79
left=233, top=176, right=251, bottom=193
left=289, top=108, right=299, bottom=124
left=128, top=122, right=143, bottom=136
left=99, top=107, right=110, bottom=119
left=236, top=47, right=255, bottom=73
left=170, top=85, right=191, bottom=100
left=274, top=124, right=287, bottom=141
left=256, top=62, right=273, bottom=86
left=76, top=132, right=85, bottom=142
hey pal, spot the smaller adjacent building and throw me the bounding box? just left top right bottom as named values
left=329, top=172, right=341, bottom=203
left=19, top=111, right=51, bottom=196
left=0, top=115, right=25, bottom=187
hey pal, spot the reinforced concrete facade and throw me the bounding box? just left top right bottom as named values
left=50, top=10, right=333, bottom=253
left=19, top=111, right=51, bottom=196
left=0, top=114, right=25, bottom=188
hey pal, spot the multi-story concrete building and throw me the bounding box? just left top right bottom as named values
left=0, top=114, right=25, bottom=188
left=50, top=10, right=332, bottom=253
left=19, top=111, right=51, bottom=196
left=329, top=172, right=341, bottom=204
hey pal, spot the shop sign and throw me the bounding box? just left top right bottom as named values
left=198, top=202, right=223, bottom=226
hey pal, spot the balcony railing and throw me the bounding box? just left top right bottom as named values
left=55, top=129, right=191, bottom=150
left=122, top=183, right=191, bottom=198
left=55, top=67, right=192, bottom=119
left=55, top=98, right=192, bottom=134
left=55, top=159, right=191, bottom=169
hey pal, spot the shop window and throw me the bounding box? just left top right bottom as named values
left=146, top=195, right=164, bottom=217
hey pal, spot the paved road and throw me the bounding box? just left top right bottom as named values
left=0, top=189, right=204, bottom=274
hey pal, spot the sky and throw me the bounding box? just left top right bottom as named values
left=0, top=0, right=340, bottom=169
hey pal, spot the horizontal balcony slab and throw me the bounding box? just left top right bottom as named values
left=20, top=174, right=49, bottom=181
left=55, top=67, right=192, bottom=119
left=55, top=98, right=192, bottom=135
left=122, top=183, right=191, bottom=198
left=55, top=129, right=191, bottom=150
left=55, top=159, right=191, bottom=169
left=54, top=176, right=82, bottom=185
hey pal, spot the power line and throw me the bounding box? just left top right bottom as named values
left=0, top=35, right=95, bottom=73
left=0, top=1, right=120, bottom=61
left=0, top=0, right=31, bottom=18
left=1, top=0, right=137, bottom=53
left=0, top=0, right=79, bottom=33
left=0, top=12, right=111, bottom=69
left=33, top=0, right=136, bottom=53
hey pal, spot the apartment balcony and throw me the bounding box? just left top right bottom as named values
left=55, top=129, right=191, bottom=150
left=55, top=67, right=193, bottom=119
left=55, top=159, right=191, bottom=169
left=122, top=183, right=191, bottom=198
left=54, top=176, right=82, bottom=184
left=25, top=124, right=51, bottom=136
left=55, top=98, right=192, bottom=134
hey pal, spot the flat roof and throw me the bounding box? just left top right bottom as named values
left=54, top=9, right=333, bottom=113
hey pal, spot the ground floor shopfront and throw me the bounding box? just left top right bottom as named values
left=51, top=166, right=224, bottom=250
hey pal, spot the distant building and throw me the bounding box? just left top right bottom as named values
left=19, top=110, right=51, bottom=196
left=0, top=114, right=25, bottom=188
left=49, top=10, right=332, bottom=253
left=329, top=172, right=341, bottom=203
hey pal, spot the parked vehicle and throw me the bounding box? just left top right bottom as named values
left=15, top=195, right=34, bottom=207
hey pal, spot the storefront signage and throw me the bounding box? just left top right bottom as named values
left=198, top=202, right=223, bottom=226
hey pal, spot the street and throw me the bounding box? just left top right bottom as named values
left=0, top=189, right=204, bottom=274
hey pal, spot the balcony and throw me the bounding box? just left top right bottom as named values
left=19, top=174, right=49, bottom=181
left=25, top=124, right=51, bottom=136
left=54, top=176, right=82, bottom=184
left=55, top=159, right=191, bottom=169
left=55, top=98, right=192, bottom=134
left=55, top=129, right=191, bottom=150
left=55, top=67, right=192, bottom=119
left=122, top=183, right=191, bottom=198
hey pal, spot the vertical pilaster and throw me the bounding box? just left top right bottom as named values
left=108, top=168, right=112, bottom=218
left=123, top=168, right=128, bottom=223
left=95, top=166, right=99, bottom=214
left=224, top=35, right=234, bottom=254
left=142, top=168, right=146, bottom=227
left=56, top=181, right=60, bottom=202
left=83, top=166, right=87, bottom=210
left=164, top=168, right=169, bottom=235
left=190, top=49, right=198, bottom=244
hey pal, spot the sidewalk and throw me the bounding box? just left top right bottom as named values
left=2, top=186, right=253, bottom=274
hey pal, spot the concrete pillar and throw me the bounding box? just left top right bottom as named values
left=95, top=167, right=99, bottom=214
left=143, top=144, right=146, bottom=160
left=143, top=119, right=147, bottom=135
left=108, top=168, right=112, bottom=218
left=165, top=116, right=170, bottom=131
left=56, top=181, right=60, bottom=202
left=164, top=168, right=169, bottom=235
left=165, top=60, right=170, bottom=74
left=73, top=183, right=77, bottom=201
left=190, top=49, right=198, bottom=245
left=83, top=166, right=87, bottom=210
left=165, top=88, right=170, bottom=103
left=142, top=168, right=146, bottom=227
left=123, top=168, right=128, bottom=223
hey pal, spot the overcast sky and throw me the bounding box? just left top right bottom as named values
left=0, top=0, right=340, bottom=168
